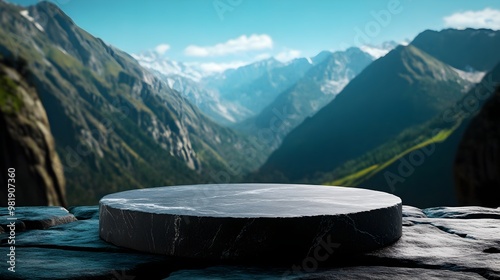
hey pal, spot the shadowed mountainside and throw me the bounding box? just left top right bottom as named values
left=455, top=85, right=500, bottom=207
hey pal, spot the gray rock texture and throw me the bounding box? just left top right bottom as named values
left=0, top=204, right=498, bottom=279
left=0, top=206, right=76, bottom=232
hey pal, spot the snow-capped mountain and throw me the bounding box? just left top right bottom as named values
left=206, top=57, right=314, bottom=115
left=133, top=51, right=254, bottom=124
left=160, top=73, right=253, bottom=125
left=133, top=42, right=397, bottom=126
left=360, top=40, right=406, bottom=59
left=314, top=47, right=373, bottom=96
left=235, top=47, right=375, bottom=149
left=132, top=51, right=207, bottom=82
left=133, top=52, right=315, bottom=124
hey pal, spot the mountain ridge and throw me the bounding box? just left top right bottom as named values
left=235, top=47, right=374, bottom=150
left=257, top=43, right=472, bottom=181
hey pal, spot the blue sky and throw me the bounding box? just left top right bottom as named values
left=9, top=0, right=500, bottom=71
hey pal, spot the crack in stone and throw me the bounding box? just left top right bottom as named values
left=222, top=218, right=256, bottom=258
left=342, top=214, right=382, bottom=246
left=150, top=214, right=155, bottom=252
left=208, top=225, right=223, bottom=250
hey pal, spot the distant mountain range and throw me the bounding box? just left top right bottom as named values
left=134, top=41, right=400, bottom=127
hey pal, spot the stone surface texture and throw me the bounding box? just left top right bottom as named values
left=0, top=206, right=76, bottom=232
left=99, top=184, right=403, bottom=261
left=0, top=204, right=497, bottom=279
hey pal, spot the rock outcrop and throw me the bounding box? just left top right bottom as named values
left=0, top=205, right=498, bottom=279
left=0, top=59, right=66, bottom=207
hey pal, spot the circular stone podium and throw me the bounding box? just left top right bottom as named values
left=99, top=184, right=402, bottom=262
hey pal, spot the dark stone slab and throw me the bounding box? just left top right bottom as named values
left=0, top=247, right=172, bottom=280
left=297, top=267, right=483, bottom=280
left=423, top=206, right=500, bottom=219
left=169, top=205, right=500, bottom=279
left=361, top=216, right=500, bottom=278
left=0, top=206, right=200, bottom=280
left=0, top=204, right=499, bottom=279
left=68, top=205, right=99, bottom=220
left=0, top=206, right=76, bottom=232
left=402, top=205, right=427, bottom=218
left=4, top=219, right=120, bottom=251
left=167, top=265, right=483, bottom=280
left=99, top=184, right=402, bottom=262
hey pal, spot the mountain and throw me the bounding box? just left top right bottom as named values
left=411, top=28, right=500, bottom=71
left=133, top=52, right=252, bottom=124
left=236, top=47, right=374, bottom=149
left=205, top=57, right=284, bottom=98
left=0, top=57, right=66, bottom=207
left=360, top=40, right=402, bottom=59
left=136, top=43, right=396, bottom=128
left=135, top=54, right=313, bottom=124
left=132, top=51, right=207, bottom=82
left=0, top=1, right=266, bottom=205
left=325, top=62, right=500, bottom=208
left=454, top=69, right=500, bottom=208
left=257, top=42, right=473, bottom=182
left=158, top=73, right=253, bottom=125
left=205, top=57, right=316, bottom=117
left=313, top=30, right=500, bottom=208
left=195, top=57, right=327, bottom=123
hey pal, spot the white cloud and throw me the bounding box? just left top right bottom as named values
left=184, top=46, right=209, bottom=57
left=274, top=49, right=301, bottom=62
left=184, top=34, right=273, bottom=57
left=444, top=8, right=500, bottom=30
left=155, top=44, right=171, bottom=55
